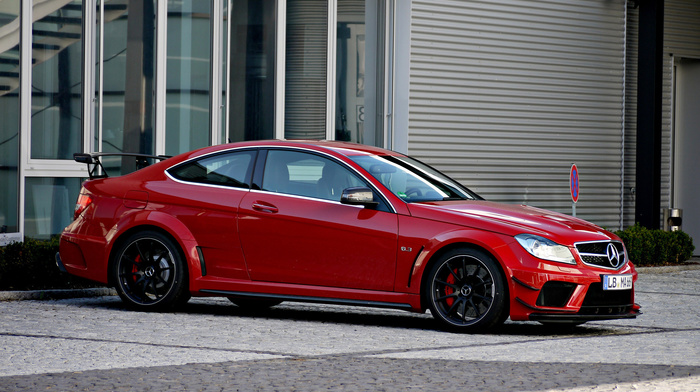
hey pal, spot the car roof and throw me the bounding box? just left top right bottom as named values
left=182, top=140, right=403, bottom=161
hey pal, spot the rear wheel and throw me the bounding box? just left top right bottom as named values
left=112, top=230, right=189, bottom=310
left=425, top=247, right=507, bottom=332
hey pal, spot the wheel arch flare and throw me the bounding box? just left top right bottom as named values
left=106, top=211, right=203, bottom=289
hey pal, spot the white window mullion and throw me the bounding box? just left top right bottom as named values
left=275, top=0, right=287, bottom=140
left=224, top=0, right=232, bottom=143
left=97, top=0, right=105, bottom=153
left=18, top=0, right=32, bottom=238
left=82, top=1, right=93, bottom=154
left=154, top=0, right=168, bottom=156
left=383, top=0, right=395, bottom=150
left=325, top=0, right=337, bottom=140
left=210, top=0, right=223, bottom=146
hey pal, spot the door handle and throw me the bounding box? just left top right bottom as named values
left=252, top=202, right=278, bottom=213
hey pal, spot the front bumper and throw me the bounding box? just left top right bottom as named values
left=529, top=308, right=641, bottom=323
left=504, top=242, right=640, bottom=323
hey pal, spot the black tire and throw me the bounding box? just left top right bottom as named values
left=425, top=247, right=507, bottom=332
left=112, top=230, right=189, bottom=310
left=228, top=297, right=283, bottom=309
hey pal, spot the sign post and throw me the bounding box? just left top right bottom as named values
left=570, top=164, right=579, bottom=217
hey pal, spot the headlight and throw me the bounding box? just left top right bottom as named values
left=515, top=234, right=575, bottom=264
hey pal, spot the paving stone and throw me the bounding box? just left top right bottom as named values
left=0, top=267, right=698, bottom=391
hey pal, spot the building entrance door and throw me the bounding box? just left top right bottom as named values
left=673, top=58, right=700, bottom=255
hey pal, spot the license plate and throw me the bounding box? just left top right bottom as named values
left=603, top=274, right=633, bottom=290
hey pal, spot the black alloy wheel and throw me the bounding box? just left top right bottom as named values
left=112, top=230, right=189, bottom=310
left=426, top=247, right=507, bottom=332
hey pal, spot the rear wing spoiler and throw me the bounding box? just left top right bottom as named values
left=74, top=152, right=171, bottom=180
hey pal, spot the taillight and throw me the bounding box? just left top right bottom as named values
left=74, top=193, right=93, bottom=220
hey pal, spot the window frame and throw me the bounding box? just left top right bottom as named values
left=253, top=147, right=395, bottom=213
left=166, top=148, right=258, bottom=190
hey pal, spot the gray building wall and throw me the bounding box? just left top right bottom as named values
left=407, top=0, right=628, bottom=229
left=624, top=0, right=700, bottom=229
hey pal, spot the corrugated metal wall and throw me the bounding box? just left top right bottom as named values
left=623, top=4, right=637, bottom=229
left=408, top=0, right=627, bottom=229
left=663, top=0, right=700, bottom=216
left=665, top=0, right=700, bottom=57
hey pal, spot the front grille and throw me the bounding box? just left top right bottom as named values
left=578, top=282, right=633, bottom=315
left=575, top=241, right=626, bottom=270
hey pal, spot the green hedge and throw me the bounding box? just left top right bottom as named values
left=0, top=237, right=100, bottom=291
left=614, top=224, right=696, bottom=266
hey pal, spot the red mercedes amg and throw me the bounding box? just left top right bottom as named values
left=57, top=140, right=640, bottom=332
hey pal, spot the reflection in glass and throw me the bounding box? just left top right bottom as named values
left=31, top=0, right=83, bottom=160
left=166, top=1, right=212, bottom=156
left=285, top=0, right=328, bottom=139
left=336, top=0, right=382, bottom=146
left=25, top=177, right=81, bottom=239
left=0, top=0, right=20, bottom=233
left=95, top=1, right=155, bottom=154
left=228, top=0, right=276, bottom=142
left=95, top=0, right=155, bottom=175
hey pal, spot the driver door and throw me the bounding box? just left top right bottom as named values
left=238, top=149, right=398, bottom=291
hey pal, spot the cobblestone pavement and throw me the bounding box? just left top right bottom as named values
left=0, top=266, right=698, bottom=391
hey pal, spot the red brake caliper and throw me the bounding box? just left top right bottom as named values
left=132, top=255, right=141, bottom=282
left=444, top=269, right=458, bottom=307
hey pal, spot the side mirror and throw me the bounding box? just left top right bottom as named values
left=340, top=187, right=379, bottom=208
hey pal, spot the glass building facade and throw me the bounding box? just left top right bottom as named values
left=0, top=0, right=392, bottom=243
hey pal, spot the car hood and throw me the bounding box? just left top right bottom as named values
left=408, top=200, right=617, bottom=245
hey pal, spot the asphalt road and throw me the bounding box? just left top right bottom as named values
left=0, top=266, right=699, bottom=391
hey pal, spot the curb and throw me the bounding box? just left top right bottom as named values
left=0, top=288, right=116, bottom=301
left=636, top=262, right=700, bottom=274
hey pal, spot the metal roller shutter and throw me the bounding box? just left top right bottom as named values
left=285, top=0, right=328, bottom=139
left=408, top=0, right=627, bottom=229
left=623, top=4, right=637, bottom=229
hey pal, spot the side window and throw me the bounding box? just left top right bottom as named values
left=168, top=150, right=256, bottom=188
left=262, top=150, right=364, bottom=201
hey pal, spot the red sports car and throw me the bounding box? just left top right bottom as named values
left=57, top=140, right=640, bottom=332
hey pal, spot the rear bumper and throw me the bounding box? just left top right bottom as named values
left=57, top=234, right=109, bottom=284
left=55, top=252, right=67, bottom=273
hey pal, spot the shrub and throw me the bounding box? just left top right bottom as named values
left=0, top=237, right=100, bottom=291
left=614, top=223, right=696, bottom=266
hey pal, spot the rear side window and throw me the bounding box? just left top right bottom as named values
left=168, top=150, right=256, bottom=189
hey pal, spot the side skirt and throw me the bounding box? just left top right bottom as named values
left=200, top=289, right=415, bottom=312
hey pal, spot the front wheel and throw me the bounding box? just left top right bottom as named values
left=112, top=230, right=189, bottom=310
left=425, top=248, right=507, bottom=332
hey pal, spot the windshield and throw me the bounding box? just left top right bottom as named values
left=350, top=155, right=481, bottom=202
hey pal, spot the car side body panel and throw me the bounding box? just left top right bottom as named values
left=238, top=191, right=399, bottom=291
